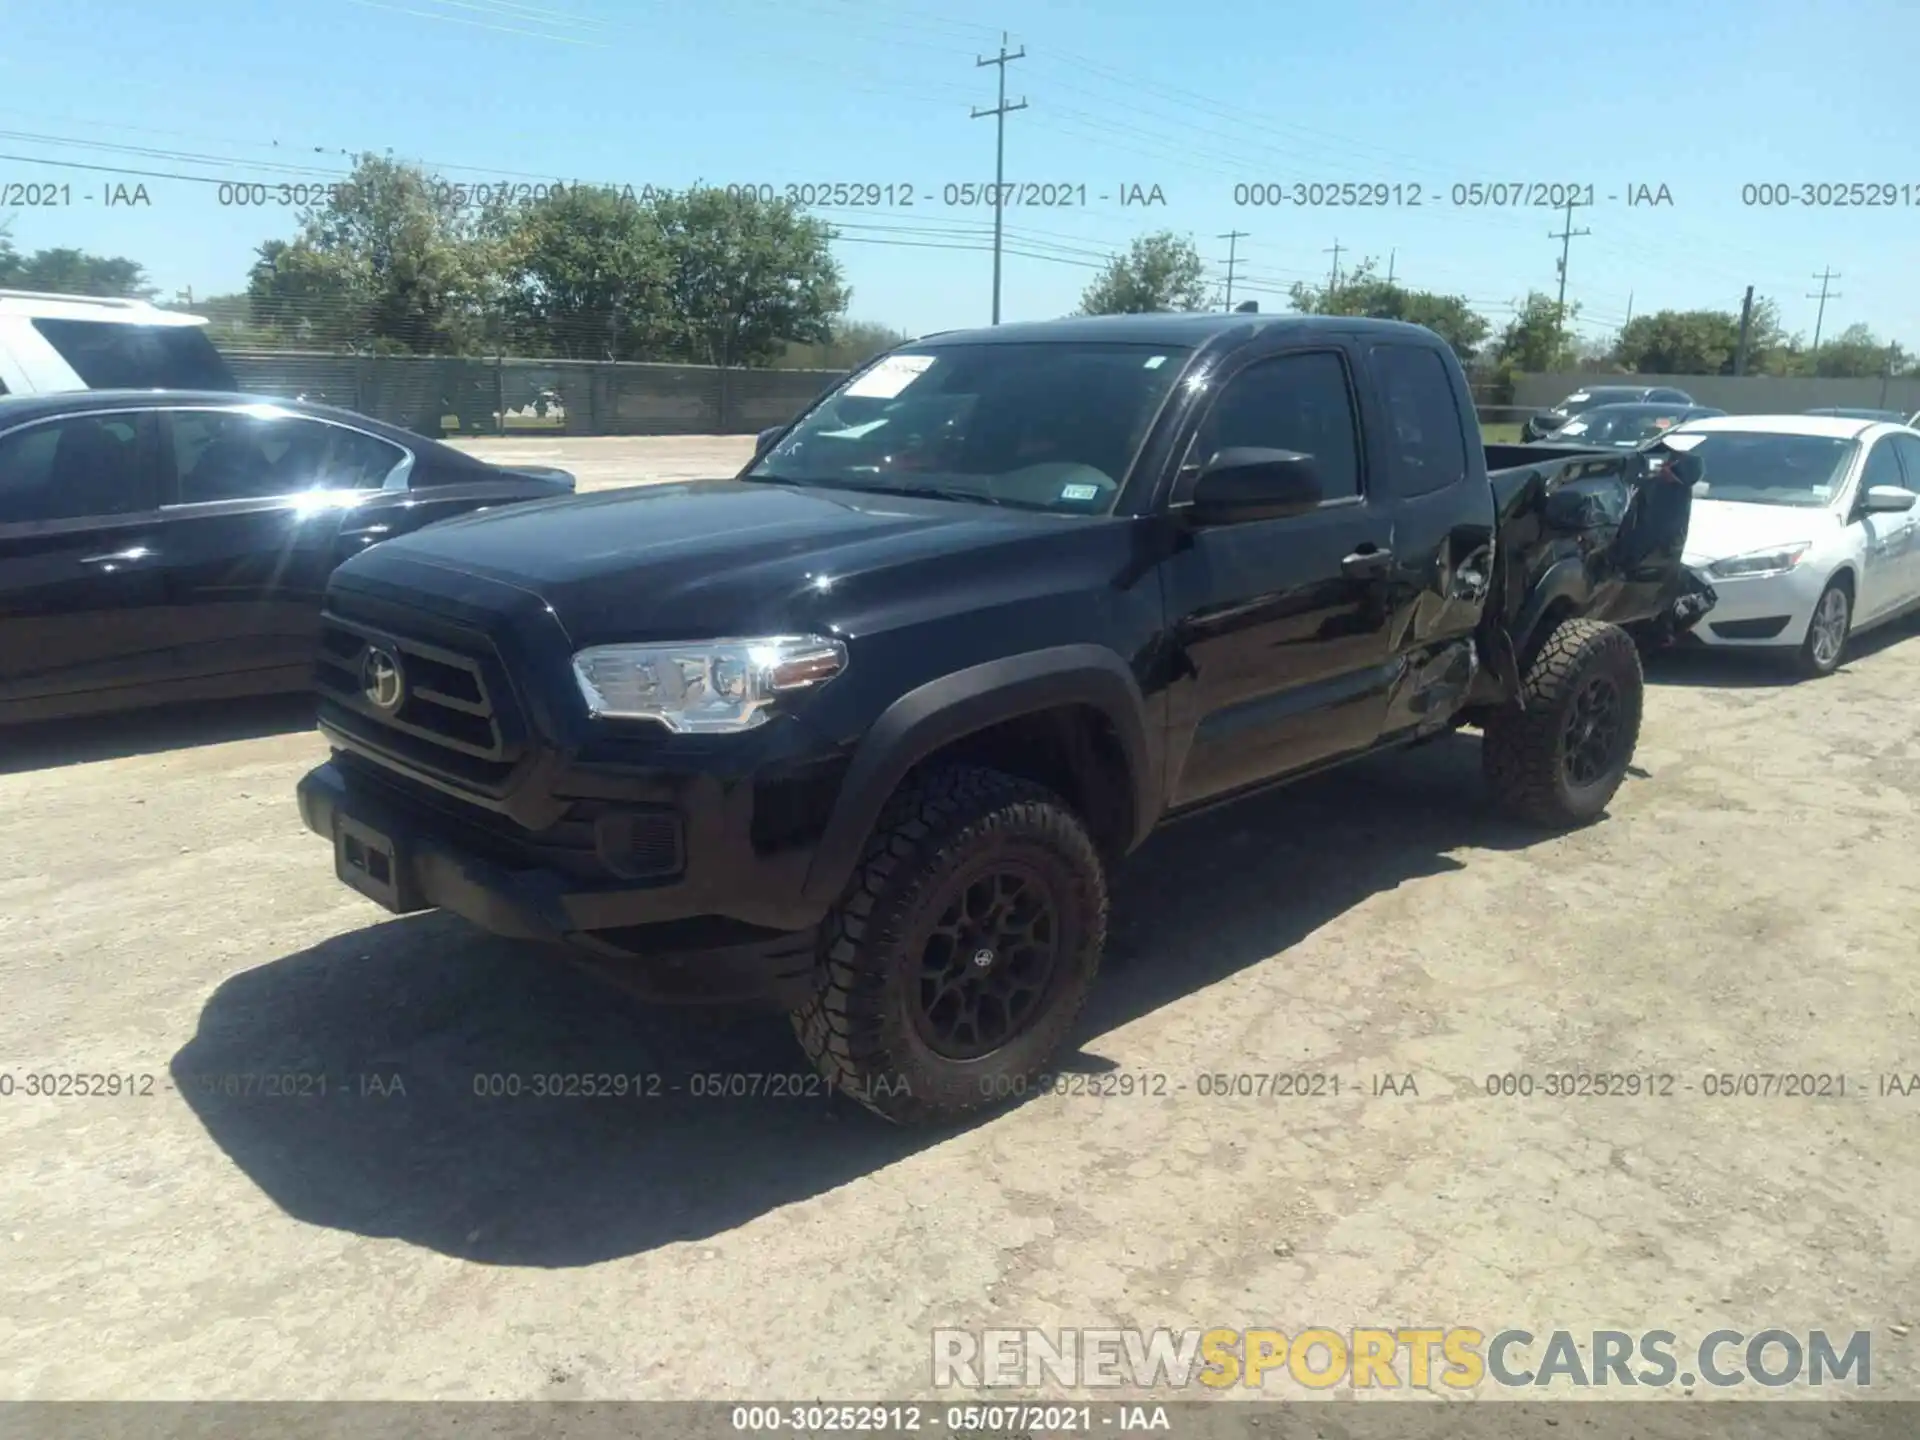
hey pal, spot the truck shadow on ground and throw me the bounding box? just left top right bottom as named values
left=1643, top=620, right=1914, bottom=690
left=174, top=732, right=1557, bottom=1267
left=0, top=693, right=315, bottom=774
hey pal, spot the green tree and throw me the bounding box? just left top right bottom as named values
left=0, top=243, right=155, bottom=298
left=1286, top=257, right=1490, bottom=362
left=649, top=186, right=848, bottom=367
left=1494, top=291, right=1580, bottom=373
left=245, top=154, right=498, bottom=353
left=1611, top=309, right=1740, bottom=374
left=496, top=184, right=672, bottom=360
left=1809, top=322, right=1907, bottom=379
left=1077, top=231, right=1209, bottom=315
left=779, top=319, right=912, bottom=370
left=1609, top=302, right=1801, bottom=376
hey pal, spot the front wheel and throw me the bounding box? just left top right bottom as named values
left=791, top=765, right=1109, bottom=1125
left=1795, top=579, right=1851, bottom=678
left=1482, top=618, right=1644, bottom=828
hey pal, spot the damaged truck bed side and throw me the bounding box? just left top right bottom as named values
left=296, top=313, right=1711, bottom=1124
left=1469, top=438, right=1715, bottom=718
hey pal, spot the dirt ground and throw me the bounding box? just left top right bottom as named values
left=3, top=436, right=1920, bottom=1403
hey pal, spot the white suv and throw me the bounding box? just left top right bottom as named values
left=0, top=290, right=238, bottom=397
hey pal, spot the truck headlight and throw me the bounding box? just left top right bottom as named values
left=1706, top=543, right=1810, bottom=580
left=571, top=635, right=847, bottom=732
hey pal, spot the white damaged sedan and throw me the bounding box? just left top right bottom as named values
left=1663, top=415, right=1920, bottom=676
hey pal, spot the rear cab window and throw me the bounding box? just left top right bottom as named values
left=1365, top=343, right=1467, bottom=497
left=30, top=319, right=237, bottom=391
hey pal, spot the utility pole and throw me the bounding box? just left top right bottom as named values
left=1548, top=194, right=1590, bottom=352
left=1324, top=239, right=1344, bottom=298
left=1807, top=267, right=1840, bottom=352
left=1734, top=286, right=1754, bottom=376
left=1218, top=230, right=1248, bottom=311
left=971, top=33, right=1027, bottom=326
left=1386, top=249, right=1396, bottom=286
left=1623, top=291, right=1633, bottom=329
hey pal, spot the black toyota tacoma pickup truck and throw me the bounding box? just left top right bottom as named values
left=295, top=313, right=1711, bottom=1124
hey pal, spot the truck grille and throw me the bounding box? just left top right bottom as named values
left=314, top=598, right=527, bottom=793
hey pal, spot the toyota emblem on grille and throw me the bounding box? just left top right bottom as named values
left=361, top=646, right=405, bottom=712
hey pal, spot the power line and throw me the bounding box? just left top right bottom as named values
left=1807, top=267, right=1841, bottom=351
left=970, top=32, right=1027, bottom=326
left=1218, top=230, right=1248, bottom=311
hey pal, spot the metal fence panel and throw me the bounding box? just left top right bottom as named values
left=1516, top=371, right=1920, bottom=416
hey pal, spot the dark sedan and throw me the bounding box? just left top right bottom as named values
left=1522, top=383, right=1696, bottom=441
left=0, top=390, right=574, bottom=724
left=1537, top=401, right=1726, bottom=448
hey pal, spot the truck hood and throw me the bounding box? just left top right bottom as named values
left=1681, top=498, right=1837, bottom=565
left=340, top=478, right=1071, bottom=645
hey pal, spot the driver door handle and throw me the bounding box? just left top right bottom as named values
left=1341, top=546, right=1393, bottom=580
left=78, top=547, right=153, bottom=567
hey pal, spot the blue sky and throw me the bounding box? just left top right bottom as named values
left=2, top=0, right=1914, bottom=352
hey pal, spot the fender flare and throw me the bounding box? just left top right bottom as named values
left=1507, top=556, right=1596, bottom=668
left=799, top=645, right=1158, bottom=914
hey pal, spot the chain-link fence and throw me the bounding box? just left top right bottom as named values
left=223, top=351, right=850, bottom=439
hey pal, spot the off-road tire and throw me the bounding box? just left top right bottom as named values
left=1482, top=618, right=1644, bottom=829
left=791, top=765, right=1109, bottom=1125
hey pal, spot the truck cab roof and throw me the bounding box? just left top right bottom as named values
left=915, top=312, right=1448, bottom=349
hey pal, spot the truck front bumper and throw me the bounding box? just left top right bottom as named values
left=296, top=760, right=822, bottom=1008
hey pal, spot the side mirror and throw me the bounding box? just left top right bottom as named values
left=1186, top=448, right=1323, bottom=525
left=754, top=425, right=785, bottom=458
left=1862, top=484, right=1918, bottom=514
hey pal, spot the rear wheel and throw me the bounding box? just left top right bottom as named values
left=1795, top=579, right=1851, bottom=678
left=791, top=765, right=1108, bottom=1125
left=1482, top=618, right=1644, bottom=828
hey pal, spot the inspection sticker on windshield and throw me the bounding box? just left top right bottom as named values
left=1143, top=355, right=1168, bottom=369
left=846, top=354, right=936, bottom=398
left=1060, top=483, right=1100, bottom=501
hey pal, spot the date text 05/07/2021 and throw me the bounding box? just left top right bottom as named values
left=204, top=179, right=1173, bottom=210
left=729, top=1402, right=1172, bottom=1434
left=1227, top=181, right=1675, bottom=208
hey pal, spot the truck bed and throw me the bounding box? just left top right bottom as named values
left=1476, top=436, right=1709, bottom=686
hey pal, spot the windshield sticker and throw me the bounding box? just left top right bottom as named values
left=845, top=354, right=936, bottom=398
left=819, top=418, right=890, bottom=439
left=1060, top=483, right=1100, bottom=501
left=1143, top=355, right=1167, bottom=369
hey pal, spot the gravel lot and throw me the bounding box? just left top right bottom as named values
left=4, top=436, right=1920, bottom=1402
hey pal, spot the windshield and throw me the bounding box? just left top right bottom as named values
left=1668, top=431, right=1856, bottom=508
left=1561, top=408, right=1690, bottom=446
left=748, top=341, right=1192, bottom=513
left=1553, top=388, right=1633, bottom=415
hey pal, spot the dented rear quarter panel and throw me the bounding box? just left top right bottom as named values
left=1482, top=440, right=1704, bottom=677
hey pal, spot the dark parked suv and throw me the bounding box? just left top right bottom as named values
left=296, top=314, right=1709, bottom=1124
